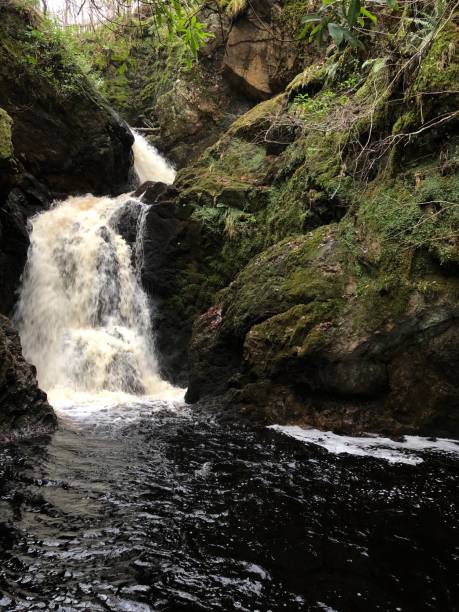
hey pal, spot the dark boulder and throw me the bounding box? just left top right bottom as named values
left=0, top=315, right=56, bottom=440
left=109, top=198, right=142, bottom=252
left=0, top=180, right=53, bottom=315
left=134, top=181, right=168, bottom=202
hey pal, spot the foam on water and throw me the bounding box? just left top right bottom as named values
left=269, top=425, right=459, bottom=465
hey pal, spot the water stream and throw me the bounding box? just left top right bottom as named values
left=0, top=134, right=458, bottom=611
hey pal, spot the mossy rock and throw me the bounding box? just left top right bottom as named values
left=412, top=19, right=459, bottom=104
left=219, top=225, right=344, bottom=339
left=0, top=108, right=13, bottom=161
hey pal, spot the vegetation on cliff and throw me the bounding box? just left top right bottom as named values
left=161, top=0, right=459, bottom=434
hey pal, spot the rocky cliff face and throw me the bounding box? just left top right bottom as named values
left=0, top=2, right=135, bottom=437
left=142, top=5, right=459, bottom=436
left=223, top=0, right=305, bottom=100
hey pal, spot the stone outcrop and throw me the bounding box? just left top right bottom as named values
left=186, top=228, right=459, bottom=436
left=0, top=315, right=56, bottom=439
left=223, top=0, right=305, bottom=100
left=140, top=191, right=200, bottom=386
left=91, top=1, right=308, bottom=166
left=0, top=3, right=134, bottom=198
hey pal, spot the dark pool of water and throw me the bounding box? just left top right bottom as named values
left=0, top=404, right=458, bottom=611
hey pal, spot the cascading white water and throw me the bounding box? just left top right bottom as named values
left=15, top=132, right=179, bottom=406
left=131, top=130, right=175, bottom=185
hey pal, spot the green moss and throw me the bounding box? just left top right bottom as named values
left=244, top=300, right=336, bottom=376
left=287, top=63, right=327, bottom=95
left=204, top=138, right=268, bottom=181
left=392, top=111, right=417, bottom=135
left=0, top=108, right=13, bottom=160
left=413, top=21, right=459, bottom=96
left=0, top=4, right=97, bottom=99
left=226, top=94, right=287, bottom=140
left=219, top=226, right=343, bottom=337
left=265, top=128, right=354, bottom=244
left=357, top=164, right=459, bottom=266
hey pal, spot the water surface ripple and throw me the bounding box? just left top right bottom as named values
left=0, top=403, right=458, bottom=611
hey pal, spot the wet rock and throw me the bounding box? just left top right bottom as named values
left=109, top=199, right=142, bottom=251
left=135, top=181, right=169, bottom=203
left=0, top=315, right=56, bottom=439
left=141, top=201, right=200, bottom=385
left=0, top=183, right=52, bottom=315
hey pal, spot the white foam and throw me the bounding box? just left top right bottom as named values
left=52, top=390, right=186, bottom=429
left=269, top=425, right=459, bottom=465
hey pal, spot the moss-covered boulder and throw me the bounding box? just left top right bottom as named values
left=0, top=107, right=14, bottom=196
left=0, top=107, right=13, bottom=162
left=140, top=2, right=459, bottom=436
left=186, top=222, right=459, bottom=435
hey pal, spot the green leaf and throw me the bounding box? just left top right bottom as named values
left=347, top=0, right=361, bottom=26
left=299, top=14, right=321, bottom=39
left=362, top=57, right=386, bottom=73
left=302, top=13, right=321, bottom=24
left=342, top=28, right=365, bottom=49
left=360, top=6, right=377, bottom=24
left=309, top=22, right=324, bottom=42
left=328, top=22, right=345, bottom=46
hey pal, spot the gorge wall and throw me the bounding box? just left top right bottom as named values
left=87, top=0, right=310, bottom=167
left=137, top=2, right=459, bottom=436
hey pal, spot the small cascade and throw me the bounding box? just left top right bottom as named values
left=132, top=130, right=175, bottom=185
left=15, top=133, right=178, bottom=404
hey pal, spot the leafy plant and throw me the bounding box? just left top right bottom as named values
left=193, top=203, right=255, bottom=238
left=299, top=0, right=398, bottom=50
left=19, top=17, right=99, bottom=95
left=292, top=90, right=348, bottom=116
left=152, top=0, right=214, bottom=68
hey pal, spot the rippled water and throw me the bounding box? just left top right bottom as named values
left=0, top=402, right=458, bottom=611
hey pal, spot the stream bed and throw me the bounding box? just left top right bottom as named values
left=0, top=401, right=458, bottom=611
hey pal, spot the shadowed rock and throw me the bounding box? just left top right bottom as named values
left=0, top=315, right=56, bottom=439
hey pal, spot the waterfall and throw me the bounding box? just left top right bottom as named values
left=15, top=133, right=178, bottom=405
left=131, top=130, right=175, bottom=185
